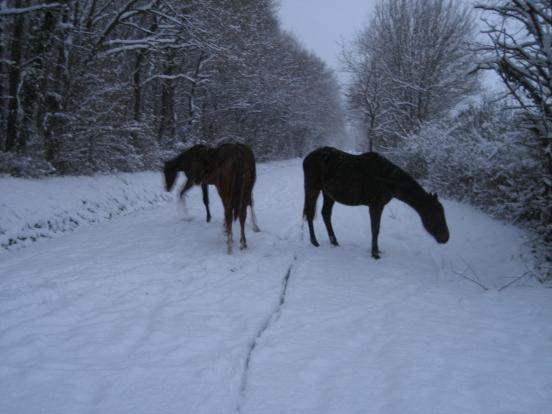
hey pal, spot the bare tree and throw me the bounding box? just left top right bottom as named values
left=344, top=0, right=479, bottom=149
left=343, top=48, right=389, bottom=151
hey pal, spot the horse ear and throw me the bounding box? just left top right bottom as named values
left=435, top=193, right=439, bottom=199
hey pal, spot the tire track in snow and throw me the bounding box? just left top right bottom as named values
left=237, top=254, right=297, bottom=413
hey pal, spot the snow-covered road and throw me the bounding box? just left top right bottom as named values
left=1, top=160, right=551, bottom=414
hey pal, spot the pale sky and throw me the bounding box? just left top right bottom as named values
left=277, top=1, right=501, bottom=90
left=277, top=0, right=376, bottom=76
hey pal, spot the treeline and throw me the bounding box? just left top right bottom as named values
left=344, top=0, right=551, bottom=277
left=0, top=0, right=344, bottom=175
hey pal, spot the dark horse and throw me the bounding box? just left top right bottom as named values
left=164, top=144, right=214, bottom=222
left=164, top=143, right=260, bottom=254
left=303, top=147, right=449, bottom=259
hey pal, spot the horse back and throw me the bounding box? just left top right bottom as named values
left=213, top=143, right=255, bottom=182
left=303, top=147, right=395, bottom=206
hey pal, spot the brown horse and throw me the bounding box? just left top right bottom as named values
left=164, top=143, right=260, bottom=253
left=208, top=143, right=260, bottom=253
left=303, top=147, right=449, bottom=259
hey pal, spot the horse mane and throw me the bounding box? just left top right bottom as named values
left=363, top=152, right=423, bottom=191
left=165, top=152, right=186, bottom=172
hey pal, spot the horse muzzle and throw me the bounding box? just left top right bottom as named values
left=437, top=233, right=449, bottom=244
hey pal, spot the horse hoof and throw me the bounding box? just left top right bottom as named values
left=372, top=253, right=381, bottom=259
left=330, top=239, right=339, bottom=246
left=311, top=240, right=320, bottom=247
left=206, top=216, right=211, bottom=223
left=252, top=225, right=261, bottom=233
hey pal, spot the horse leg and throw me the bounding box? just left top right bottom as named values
left=249, top=199, right=260, bottom=232
left=239, top=204, right=247, bottom=250
left=179, top=179, right=194, bottom=199
left=178, top=179, right=195, bottom=218
left=321, top=192, right=339, bottom=246
left=223, top=202, right=233, bottom=255
left=369, top=204, right=384, bottom=259
left=304, top=186, right=321, bottom=247
left=201, top=183, right=211, bottom=222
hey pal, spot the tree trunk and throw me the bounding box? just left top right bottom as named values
left=133, top=52, right=143, bottom=123
left=5, top=0, right=24, bottom=152
left=44, top=3, right=69, bottom=164
left=157, top=52, right=176, bottom=144
left=0, top=1, right=6, bottom=150
left=186, top=51, right=204, bottom=136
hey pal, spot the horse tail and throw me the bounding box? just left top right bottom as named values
left=302, top=148, right=324, bottom=220
left=302, top=171, right=310, bottom=220
left=232, top=160, right=244, bottom=221
left=243, top=147, right=256, bottom=208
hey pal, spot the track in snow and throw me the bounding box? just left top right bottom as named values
left=237, top=257, right=296, bottom=412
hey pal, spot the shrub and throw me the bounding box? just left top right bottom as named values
left=386, top=99, right=551, bottom=280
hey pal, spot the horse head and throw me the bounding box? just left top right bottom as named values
left=163, top=160, right=178, bottom=192
left=421, top=193, right=449, bottom=244
left=163, top=145, right=212, bottom=192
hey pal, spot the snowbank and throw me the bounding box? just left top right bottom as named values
left=0, top=172, right=173, bottom=250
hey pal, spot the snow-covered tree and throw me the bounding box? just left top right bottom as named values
left=344, top=0, right=479, bottom=149
left=476, top=0, right=552, bottom=194
left=386, top=96, right=551, bottom=276
left=474, top=0, right=552, bottom=271
left=0, top=0, right=344, bottom=174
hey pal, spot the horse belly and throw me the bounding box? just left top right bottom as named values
left=323, top=185, right=364, bottom=206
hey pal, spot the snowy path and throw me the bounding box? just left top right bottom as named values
left=1, top=160, right=551, bottom=414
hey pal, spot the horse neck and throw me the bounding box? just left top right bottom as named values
left=169, top=152, right=190, bottom=173
left=394, top=183, right=431, bottom=217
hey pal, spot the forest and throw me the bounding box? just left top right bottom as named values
left=0, top=0, right=550, bottom=271
left=0, top=0, right=344, bottom=174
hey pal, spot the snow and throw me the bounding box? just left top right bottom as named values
left=0, top=172, right=172, bottom=250
left=1, top=159, right=551, bottom=414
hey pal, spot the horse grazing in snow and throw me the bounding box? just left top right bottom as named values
left=163, top=143, right=260, bottom=254
left=164, top=144, right=213, bottom=222
left=302, top=147, right=449, bottom=259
